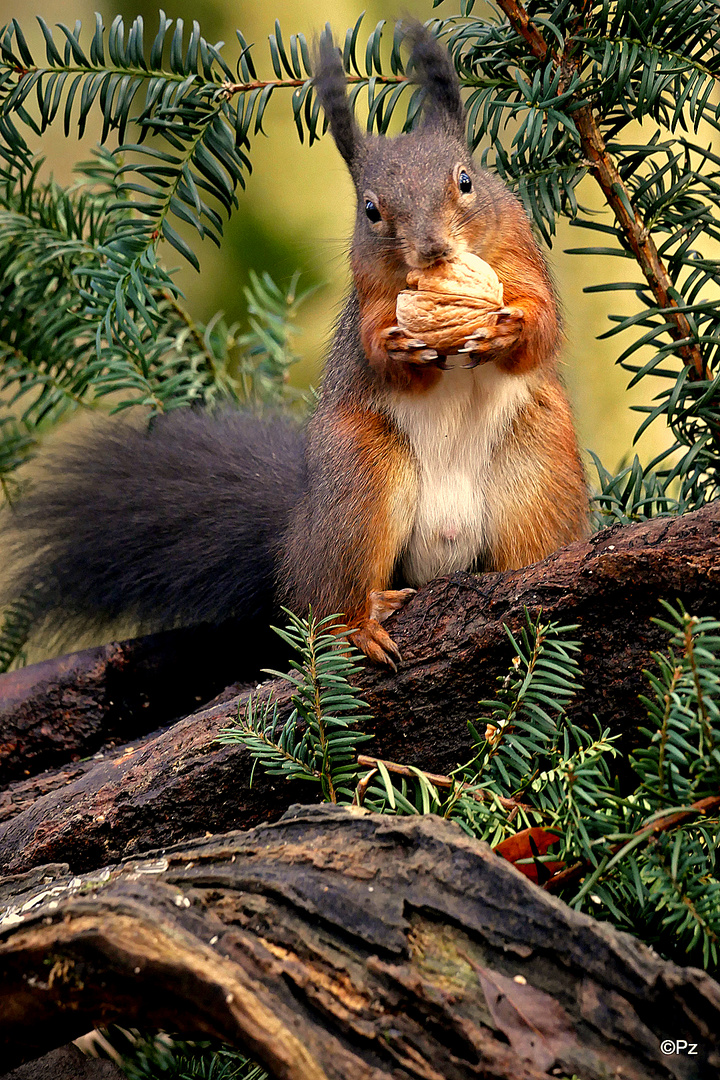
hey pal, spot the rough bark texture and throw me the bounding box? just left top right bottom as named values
left=0, top=1044, right=125, bottom=1080
left=0, top=504, right=718, bottom=876
left=358, top=501, right=720, bottom=772
left=0, top=806, right=718, bottom=1080
left=0, top=620, right=281, bottom=786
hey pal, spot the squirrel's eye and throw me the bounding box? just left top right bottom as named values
left=365, top=199, right=382, bottom=224
left=458, top=170, right=473, bottom=194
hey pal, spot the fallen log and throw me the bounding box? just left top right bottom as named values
left=1, top=806, right=718, bottom=1080
left=0, top=504, right=718, bottom=876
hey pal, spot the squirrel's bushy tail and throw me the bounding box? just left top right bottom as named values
left=1, top=409, right=306, bottom=636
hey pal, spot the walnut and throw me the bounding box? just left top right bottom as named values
left=395, top=251, right=504, bottom=353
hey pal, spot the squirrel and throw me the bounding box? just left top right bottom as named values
left=0, top=23, right=588, bottom=670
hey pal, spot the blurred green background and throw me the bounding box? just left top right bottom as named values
left=0, top=0, right=701, bottom=469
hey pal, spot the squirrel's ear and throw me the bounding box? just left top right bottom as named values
left=313, top=28, right=364, bottom=177
left=403, top=22, right=467, bottom=143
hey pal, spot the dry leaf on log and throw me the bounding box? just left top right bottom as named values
left=467, top=959, right=578, bottom=1072
left=494, top=827, right=565, bottom=885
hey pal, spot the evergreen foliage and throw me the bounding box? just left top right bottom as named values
left=0, top=2, right=717, bottom=515
left=0, top=0, right=718, bottom=1050
left=0, top=148, right=312, bottom=432
left=93, top=597, right=720, bottom=1073
left=219, top=609, right=373, bottom=803
left=97, top=1029, right=267, bottom=1080
left=235, top=602, right=719, bottom=972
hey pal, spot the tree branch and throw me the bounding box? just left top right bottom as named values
left=0, top=503, right=718, bottom=878
left=219, top=74, right=406, bottom=95
left=494, top=0, right=548, bottom=61
left=571, top=101, right=709, bottom=377
left=494, top=0, right=710, bottom=380
left=0, top=621, right=278, bottom=785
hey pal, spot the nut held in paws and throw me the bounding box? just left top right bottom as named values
left=395, top=251, right=504, bottom=354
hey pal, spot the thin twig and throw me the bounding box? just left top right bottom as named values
left=543, top=793, right=720, bottom=894
left=220, top=74, right=406, bottom=96
left=356, top=754, right=532, bottom=812
left=352, top=767, right=378, bottom=806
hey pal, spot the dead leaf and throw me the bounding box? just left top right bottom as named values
left=494, top=827, right=564, bottom=884
left=469, top=960, right=578, bottom=1071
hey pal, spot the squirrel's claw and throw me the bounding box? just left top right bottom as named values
left=350, top=618, right=403, bottom=671
left=381, top=325, right=438, bottom=366
left=458, top=333, right=490, bottom=368
left=384, top=326, right=427, bottom=349
left=457, top=308, right=525, bottom=366
left=458, top=331, right=489, bottom=351
left=352, top=590, right=415, bottom=667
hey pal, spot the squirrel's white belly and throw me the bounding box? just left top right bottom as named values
left=386, top=362, right=532, bottom=586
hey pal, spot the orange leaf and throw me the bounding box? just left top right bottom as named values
left=494, top=827, right=564, bottom=885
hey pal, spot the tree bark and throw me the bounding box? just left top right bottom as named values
left=0, top=503, right=718, bottom=876
left=0, top=805, right=718, bottom=1080
left=0, top=620, right=281, bottom=785
left=0, top=1044, right=126, bottom=1080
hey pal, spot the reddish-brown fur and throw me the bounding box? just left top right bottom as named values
left=353, top=265, right=443, bottom=394
left=485, top=379, right=589, bottom=570
left=0, top=28, right=589, bottom=666
left=280, top=402, right=418, bottom=664
left=279, top=25, right=589, bottom=668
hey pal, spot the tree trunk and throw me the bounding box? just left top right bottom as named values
left=0, top=806, right=717, bottom=1080
left=0, top=503, right=718, bottom=876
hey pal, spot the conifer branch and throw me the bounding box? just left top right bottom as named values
left=495, top=0, right=710, bottom=382
left=544, top=793, right=720, bottom=895
left=571, top=101, right=709, bottom=378
left=493, top=0, right=548, bottom=61
left=355, top=754, right=533, bottom=812
left=219, top=73, right=406, bottom=96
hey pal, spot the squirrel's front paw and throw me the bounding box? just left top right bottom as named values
left=381, top=326, right=440, bottom=366
left=458, top=306, right=525, bottom=368
left=349, top=618, right=403, bottom=671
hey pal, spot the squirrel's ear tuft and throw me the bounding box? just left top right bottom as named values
left=313, top=27, right=364, bottom=176
left=403, top=22, right=466, bottom=142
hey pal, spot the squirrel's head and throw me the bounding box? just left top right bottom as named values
left=314, top=22, right=498, bottom=272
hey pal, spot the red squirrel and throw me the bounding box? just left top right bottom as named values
left=0, top=24, right=588, bottom=669
left=279, top=24, right=588, bottom=666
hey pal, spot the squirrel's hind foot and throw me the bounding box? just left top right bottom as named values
left=349, top=619, right=402, bottom=671
left=369, top=587, right=416, bottom=623
left=349, top=589, right=416, bottom=671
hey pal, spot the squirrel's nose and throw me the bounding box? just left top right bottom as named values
left=417, top=240, right=451, bottom=265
